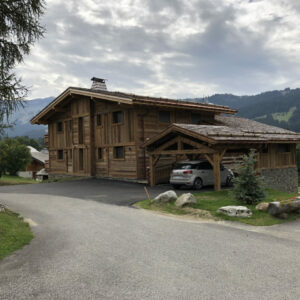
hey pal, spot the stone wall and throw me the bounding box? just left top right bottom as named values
left=261, top=167, right=298, bottom=193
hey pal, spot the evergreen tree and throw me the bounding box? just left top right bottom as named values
left=0, top=0, right=45, bottom=134
left=232, top=149, right=266, bottom=205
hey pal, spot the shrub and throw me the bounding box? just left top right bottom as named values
left=232, top=149, right=265, bottom=205
left=0, top=138, right=31, bottom=176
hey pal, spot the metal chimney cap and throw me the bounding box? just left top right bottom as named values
left=91, top=77, right=106, bottom=83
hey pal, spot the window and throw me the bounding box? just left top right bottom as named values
left=57, top=122, right=63, bottom=133
left=199, top=162, right=213, bottom=170
left=114, top=146, right=125, bottom=159
left=96, top=114, right=102, bottom=126
left=262, top=146, right=268, bottom=153
left=191, top=113, right=201, bottom=124
left=159, top=111, right=170, bottom=123
left=79, top=149, right=84, bottom=170
left=278, top=144, right=290, bottom=153
left=113, top=111, right=123, bottom=124
left=69, top=150, right=72, bottom=160
left=97, top=148, right=103, bottom=160
left=57, top=150, right=63, bottom=160
left=78, top=117, right=83, bottom=144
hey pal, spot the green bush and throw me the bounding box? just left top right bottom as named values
left=0, top=138, right=31, bottom=176
left=232, top=149, right=266, bottom=205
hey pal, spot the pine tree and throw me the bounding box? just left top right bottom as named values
left=0, top=0, right=45, bottom=134
left=232, top=149, right=266, bottom=205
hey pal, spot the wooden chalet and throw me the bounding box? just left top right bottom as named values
left=31, top=78, right=300, bottom=193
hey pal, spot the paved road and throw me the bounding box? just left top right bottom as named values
left=0, top=180, right=300, bottom=299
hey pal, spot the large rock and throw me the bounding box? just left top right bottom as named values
left=256, top=202, right=269, bottom=212
left=175, top=193, right=196, bottom=207
left=153, top=190, right=177, bottom=203
left=0, top=203, right=6, bottom=213
left=217, top=206, right=252, bottom=217
left=268, top=200, right=300, bottom=218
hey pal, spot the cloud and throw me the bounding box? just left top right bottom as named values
left=16, top=0, right=300, bottom=99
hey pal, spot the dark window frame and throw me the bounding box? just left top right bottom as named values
left=78, top=117, right=83, bottom=144
left=97, top=147, right=103, bottom=160
left=79, top=149, right=84, bottom=171
left=278, top=144, right=291, bottom=153
left=158, top=111, right=171, bottom=123
left=191, top=113, right=201, bottom=125
left=57, top=122, right=63, bottom=133
left=57, top=149, right=64, bottom=160
left=112, top=111, right=123, bottom=124
left=113, top=146, right=125, bottom=159
left=96, top=114, right=102, bottom=126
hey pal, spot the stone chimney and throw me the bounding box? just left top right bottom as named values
left=91, top=77, right=107, bottom=91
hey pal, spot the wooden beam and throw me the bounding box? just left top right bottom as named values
left=179, top=136, right=215, bottom=152
left=204, top=154, right=214, bottom=166
left=220, top=148, right=227, bottom=160
left=155, top=136, right=179, bottom=152
left=149, top=155, right=155, bottom=187
left=152, top=149, right=216, bottom=155
left=213, top=153, right=221, bottom=191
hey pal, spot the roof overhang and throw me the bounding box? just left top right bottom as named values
left=143, top=124, right=217, bottom=149
left=31, top=88, right=133, bottom=124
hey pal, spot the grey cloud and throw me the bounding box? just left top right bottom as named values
left=21, top=0, right=300, bottom=97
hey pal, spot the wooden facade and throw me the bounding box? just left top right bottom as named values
left=31, top=86, right=300, bottom=190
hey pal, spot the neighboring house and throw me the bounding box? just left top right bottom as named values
left=31, top=78, right=300, bottom=193
left=19, top=146, right=49, bottom=179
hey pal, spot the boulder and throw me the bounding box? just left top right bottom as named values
left=175, top=193, right=196, bottom=207
left=217, top=206, right=252, bottom=217
left=268, top=200, right=300, bottom=218
left=256, top=202, right=269, bottom=212
left=153, top=190, right=177, bottom=203
left=0, top=203, right=5, bottom=213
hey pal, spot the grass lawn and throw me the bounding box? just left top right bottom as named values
left=0, top=175, right=37, bottom=186
left=0, top=209, right=33, bottom=259
left=136, top=189, right=300, bottom=226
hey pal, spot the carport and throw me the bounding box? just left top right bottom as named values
left=143, top=117, right=300, bottom=192
left=143, top=125, right=229, bottom=191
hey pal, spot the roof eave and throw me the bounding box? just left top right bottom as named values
left=31, top=88, right=134, bottom=124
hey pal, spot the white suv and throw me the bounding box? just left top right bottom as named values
left=170, top=160, right=234, bottom=190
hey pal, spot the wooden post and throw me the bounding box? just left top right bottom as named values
left=213, top=153, right=221, bottom=191
left=149, top=154, right=155, bottom=187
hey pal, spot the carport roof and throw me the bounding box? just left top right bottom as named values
left=143, top=115, right=300, bottom=148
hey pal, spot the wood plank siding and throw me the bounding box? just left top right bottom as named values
left=46, top=95, right=215, bottom=179
left=33, top=87, right=300, bottom=185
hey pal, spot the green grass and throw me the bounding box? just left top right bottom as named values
left=136, top=189, right=300, bottom=226
left=0, top=209, right=33, bottom=259
left=0, top=175, right=37, bottom=186
left=272, top=106, right=297, bottom=123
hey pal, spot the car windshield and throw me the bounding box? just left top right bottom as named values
left=174, top=164, right=197, bottom=170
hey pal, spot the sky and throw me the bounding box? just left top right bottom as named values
left=16, top=0, right=300, bottom=99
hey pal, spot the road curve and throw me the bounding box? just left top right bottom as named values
left=0, top=181, right=300, bottom=299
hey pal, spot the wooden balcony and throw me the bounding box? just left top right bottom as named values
left=44, top=134, right=49, bottom=147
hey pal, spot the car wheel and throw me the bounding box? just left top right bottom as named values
left=193, top=177, right=203, bottom=190
left=172, top=184, right=180, bottom=189
left=226, top=176, right=233, bottom=187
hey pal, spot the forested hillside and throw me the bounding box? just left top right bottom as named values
left=189, top=88, right=300, bottom=132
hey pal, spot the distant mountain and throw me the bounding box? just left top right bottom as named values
left=187, top=87, right=300, bottom=132
left=5, top=97, right=54, bottom=139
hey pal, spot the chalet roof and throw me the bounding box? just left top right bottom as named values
left=27, top=146, right=49, bottom=164
left=31, top=87, right=237, bottom=124
left=144, top=116, right=300, bottom=147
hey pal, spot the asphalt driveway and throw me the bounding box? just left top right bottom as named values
left=0, top=178, right=171, bottom=206
left=0, top=179, right=300, bottom=299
